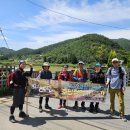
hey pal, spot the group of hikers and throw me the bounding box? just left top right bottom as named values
left=8, top=58, right=127, bottom=123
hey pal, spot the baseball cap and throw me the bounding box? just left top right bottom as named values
left=19, top=60, right=26, bottom=65
left=95, top=63, right=101, bottom=67
left=78, top=61, right=85, bottom=65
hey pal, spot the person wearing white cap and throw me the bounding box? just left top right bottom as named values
left=37, top=62, right=52, bottom=112
left=106, top=58, right=127, bottom=122
left=72, top=61, right=88, bottom=110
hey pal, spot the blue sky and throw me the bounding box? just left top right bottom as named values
left=0, top=0, right=130, bottom=50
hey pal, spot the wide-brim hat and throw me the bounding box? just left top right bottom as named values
left=42, top=62, right=50, bottom=67
left=112, top=58, right=119, bottom=62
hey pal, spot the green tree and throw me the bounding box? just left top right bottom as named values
left=126, top=54, right=130, bottom=69
left=107, top=50, right=117, bottom=67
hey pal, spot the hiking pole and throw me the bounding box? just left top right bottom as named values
left=25, top=85, right=30, bottom=118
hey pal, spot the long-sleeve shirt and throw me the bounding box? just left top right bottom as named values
left=106, top=67, right=126, bottom=89
left=58, top=71, right=72, bottom=81
left=13, top=67, right=33, bottom=87
left=90, top=70, right=105, bottom=84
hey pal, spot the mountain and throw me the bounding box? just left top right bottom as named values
left=16, top=48, right=34, bottom=56
left=31, top=34, right=123, bottom=64
left=0, top=47, right=15, bottom=56
left=1, top=34, right=129, bottom=64
left=113, top=38, right=130, bottom=51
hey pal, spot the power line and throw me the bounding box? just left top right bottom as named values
left=0, top=27, right=10, bottom=49
left=26, top=0, right=130, bottom=31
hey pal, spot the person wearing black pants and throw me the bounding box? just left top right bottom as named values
left=39, top=97, right=50, bottom=110
left=72, top=61, right=88, bottom=110
left=9, top=60, right=33, bottom=123
left=37, top=62, right=52, bottom=112
left=57, top=65, right=71, bottom=109
left=89, top=63, right=105, bottom=113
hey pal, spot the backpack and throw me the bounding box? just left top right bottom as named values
left=8, top=72, right=15, bottom=89
left=109, top=66, right=124, bottom=89
left=109, top=66, right=124, bottom=80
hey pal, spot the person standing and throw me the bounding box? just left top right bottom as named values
left=89, top=63, right=105, bottom=113
left=72, top=61, right=88, bottom=110
left=57, top=65, right=71, bottom=109
left=37, top=62, right=52, bottom=112
left=106, top=58, right=127, bottom=122
left=9, top=60, right=33, bottom=123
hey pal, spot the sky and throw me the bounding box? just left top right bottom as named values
left=0, top=0, right=130, bottom=50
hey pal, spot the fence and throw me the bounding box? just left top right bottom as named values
left=0, top=64, right=15, bottom=88
left=0, top=65, right=130, bottom=88
left=126, top=69, right=130, bottom=86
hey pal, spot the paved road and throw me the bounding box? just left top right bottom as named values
left=0, top=88, right=130, bottom=130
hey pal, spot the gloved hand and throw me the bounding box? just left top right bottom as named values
left=73, top=77, right=78, bottom=81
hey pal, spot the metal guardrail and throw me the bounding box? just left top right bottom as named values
left=0, top=68, right=130, bottom=88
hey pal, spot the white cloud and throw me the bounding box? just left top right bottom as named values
left=98, top=29, right=130, bottom=39
left=8, top=29, right=130, bottom=50
left=29, top=30, right=130, bottom=48
left=15, top=0, right=130, bottom=29
left=9, top=31, right=85, bottom=50
left=29, top=31, right=86, bottom=44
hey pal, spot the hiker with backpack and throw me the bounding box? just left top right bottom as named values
left=37, top=62, right=52, bottom=113
left=106, top=58, right=127, bottom=122
left=9, top=60, right=33, bottom=123
left=57, top=65, right=72, bottom=109
left=72, top=61, right=88, bottom=110
left=89, top=63, right=105, bottom=113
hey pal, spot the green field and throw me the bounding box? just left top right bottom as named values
left=33, top=65, right=77, bottom=72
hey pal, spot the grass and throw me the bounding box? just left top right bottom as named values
left=33, top=65, right=76, bottom=72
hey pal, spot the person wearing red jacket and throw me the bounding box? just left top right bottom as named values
left=57, top=65, right=72, bottom=109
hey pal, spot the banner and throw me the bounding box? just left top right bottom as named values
left=28, top=78, right=107, bottom=102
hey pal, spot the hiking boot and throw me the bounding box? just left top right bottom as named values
left=58, top=105, right=62, bottom=109
left=73, top=101, right=78, bottom=109
left=109, top=111, right=115, bottom=117
left=9, top=115, right=16, bottom=123
left=81, top=102, right=86, bottom=110
left=19, top=111, right=27, bottom=118
left=120, top=116, right=127, bottom=122
left=89, top=102, right=94, bottom=113
left=39, top=106, right=43, bottom=113
left=45, top=104, right=52, bottom=109
left=94, top=103, right=99, bottom=113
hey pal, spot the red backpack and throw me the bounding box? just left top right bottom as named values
left=8, top=72, right=15, bottom=88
